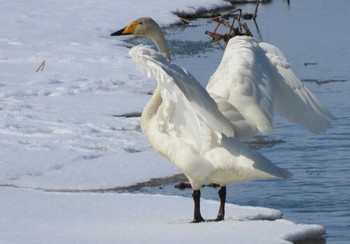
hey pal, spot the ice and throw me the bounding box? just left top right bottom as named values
left=0, top=0, right=325, bottom=243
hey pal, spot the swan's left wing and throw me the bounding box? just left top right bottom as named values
left=207, top=36, right=275, bottom=136
left=259, top=42, right=336, bottom=133
left=207, top=36, right=335, bottom=136
left=130, top=45, right=234, bottom=151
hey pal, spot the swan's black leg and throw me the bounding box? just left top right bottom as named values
left=192, top=190, right=205, bottom=223
left=215, top=186, right=226, bottom=221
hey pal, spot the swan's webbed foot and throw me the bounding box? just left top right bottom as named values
left=214, top=214, right=225, bottom=222
left=191, top=216, right=205, bottom=223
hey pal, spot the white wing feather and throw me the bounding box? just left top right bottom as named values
left=207, top=36, right=275, bottom=136
left=207, top=36, right=335, bottom=136
left=220, top=135, right=293, bottom=180
left=259, top=42, right=336, bottom=133
left=130, top=45, right=234, bottom=151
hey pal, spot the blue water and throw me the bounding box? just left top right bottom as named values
left=134, top=0, right=350, bottom=243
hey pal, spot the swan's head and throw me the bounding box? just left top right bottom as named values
left=111, top=17, right=171, bottom=60
left=111, top=17, right=161, bottom=39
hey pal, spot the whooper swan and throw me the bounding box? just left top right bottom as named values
left=110, top=17, right=334, bottom=222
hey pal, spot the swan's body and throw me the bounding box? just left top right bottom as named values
left=111, top=17, right=334, bottom=222
left=131, top=46, right=291, bottom=188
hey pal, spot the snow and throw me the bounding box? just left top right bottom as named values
left=1, top=187, right=325, bottom=244
left=0, top=0, right=325, bottom=243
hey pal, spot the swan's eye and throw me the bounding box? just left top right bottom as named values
left=138, top=22, right=143, bottom=25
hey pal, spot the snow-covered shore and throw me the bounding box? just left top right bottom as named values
left=1, top=187, right=325, bottom=243
left=0, top=0, right=325, bottom=243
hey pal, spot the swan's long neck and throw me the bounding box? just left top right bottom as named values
left=140, top=25, right=169, bottom=133
left=149, top=28, right=171, bottom=60
left=140, top=85, right=162, bottom=134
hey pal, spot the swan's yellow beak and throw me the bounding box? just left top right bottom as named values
left=111, top=21, right=138, bottom=36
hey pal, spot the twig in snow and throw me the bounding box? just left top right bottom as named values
left=36, top=60, right=46, bottom=72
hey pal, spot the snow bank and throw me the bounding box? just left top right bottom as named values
left=0, top=187, right=325, bottom=244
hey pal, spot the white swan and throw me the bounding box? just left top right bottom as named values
left=110, top=17, right=334, bottom=222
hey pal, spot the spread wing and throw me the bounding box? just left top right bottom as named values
left=129, top=45, right=234, bottom=151
left=207, top=36, right=275, bottom=136
left=207, top=36, right=335, bottom=136
left=259, top=41, right=336, bottom=133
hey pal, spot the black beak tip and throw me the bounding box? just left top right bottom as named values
left=110, top=28, right=125, bottom=36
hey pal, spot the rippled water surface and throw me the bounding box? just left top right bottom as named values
left=132, top=0, right=350, bottom=243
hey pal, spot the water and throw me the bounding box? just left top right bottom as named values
left=129, top=0, right=350, bottom=243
